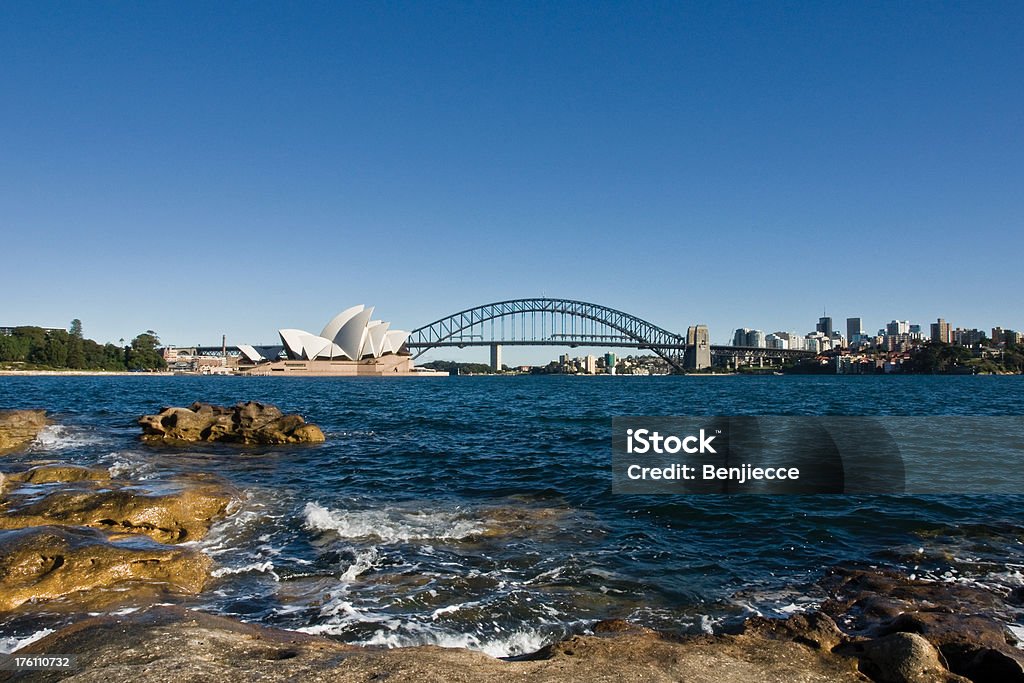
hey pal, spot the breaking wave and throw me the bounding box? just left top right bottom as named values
left=303, top=502, right=483, bottom=542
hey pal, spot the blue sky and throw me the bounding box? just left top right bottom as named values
left=2, top=2, right=1021, bottom=364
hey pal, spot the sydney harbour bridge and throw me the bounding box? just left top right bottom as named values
left=405, top=298, right=812, bottom=373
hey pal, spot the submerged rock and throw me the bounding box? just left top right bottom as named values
left=0, top=409, right=48, bottom=453
left=138, top=401, right=325, bottom=444
left=0, top=526, right=211, bottom=612
left=0, top=475, right=236, bottom=543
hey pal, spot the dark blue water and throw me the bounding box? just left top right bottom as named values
left=2, top=375, right=1023, bottom=655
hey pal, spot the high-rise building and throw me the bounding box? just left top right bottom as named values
left=930, top=318, right=951, bottom=344
left=846, top=317, right=863, bottom=343
left=817, top=316, right=833, bottom=336
left=732, top=328, right=751, bottom=347
left=886, top=320, right=910, bottom=337
left=746, top=330, right=765, bottom=348
left=604, top=352, right=617, bottom=375
left=953, top=328, right=984, bottom=347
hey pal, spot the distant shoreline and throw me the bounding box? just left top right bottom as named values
left=0, top=370, right=175, bottom=377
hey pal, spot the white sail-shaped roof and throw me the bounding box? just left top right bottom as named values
left=277, top=306, right=408, bottom=361
left=237, top=344, right=265, bottom=363
left=335, top=307, right=374, bottom=360
left=383, top=330, right=409, bottom=355
left=361, top=321, right=390, bottom=358
left=279, top=329, right=310, bottom=359
left=298, top=333, right=332, bottom=360
left=320, top=305, right=365, bottom=342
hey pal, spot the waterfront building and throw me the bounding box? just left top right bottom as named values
left=235, top=306, right=443, bottom=376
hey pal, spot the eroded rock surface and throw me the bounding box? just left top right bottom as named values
left=0, top=409, right=48, bottom=453
left=138, top=401, right=325, bottom=444
left=0, top=527, right=211, bottom=612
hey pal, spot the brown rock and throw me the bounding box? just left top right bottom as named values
left=743, top=612, right=846, bottom=652
left=3, top=463, right=110, bottom=486
left=292, top=423, right=326, bottom=442
left=138, top=401, right=324, bottom=444
left=0, top=409, right=48, bottom=453
left=0, top=477, right=236, bottom=543
left=882, top=611, right=1024, bottom=682
left=819, top=568, right=1024, bottom=682
left=0, top=526, right=211, bottom=612
left=858, top=632, right=966, bottom=683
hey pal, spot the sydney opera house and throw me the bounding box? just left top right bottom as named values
left=236, top=305, right=442, bottom=376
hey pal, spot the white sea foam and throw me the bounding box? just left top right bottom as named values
left=211, top=561, right=280, bottom=581
left=340, top=548, right=379, bottom=581
left=301, top=616, right=554, bottom=659
left=31, top=425, right=103, bottom=451
left=102, top=451, right=158, bottom=480
left=303, top=502, right=483, bottom=543
left=0, top=628, right=54, bottom=654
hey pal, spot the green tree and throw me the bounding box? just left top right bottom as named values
left=66, top=319, right=85, bottom=369
left=125, top=331, right=167, bottom=370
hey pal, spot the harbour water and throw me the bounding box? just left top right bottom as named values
left=2, top=374, right=1023, bottom=656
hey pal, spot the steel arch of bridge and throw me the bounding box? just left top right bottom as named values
left=406, top=298, right=688, bottom=371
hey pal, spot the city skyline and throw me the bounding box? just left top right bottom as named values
left=3, top=305, right=1018, bottom=369
left=2, top=3, right=1021, bottom=364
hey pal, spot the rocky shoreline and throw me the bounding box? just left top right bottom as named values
left=2, top=407, right=1023, bottom=682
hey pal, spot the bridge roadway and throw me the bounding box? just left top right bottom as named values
left=408, top=338, right=808, bottom=359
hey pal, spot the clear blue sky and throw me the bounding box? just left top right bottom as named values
left=2, top=2, right=1021, bottom=364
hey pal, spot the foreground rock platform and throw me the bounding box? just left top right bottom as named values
left=4, top=607, right=866, bottom=683
left=4, top=566, right=1022, bottom=681
left=0, top=527, right=211, bottom=612
left=0, top=409, right=48, bottom=453
left=138, top=401, right=325, bottom=445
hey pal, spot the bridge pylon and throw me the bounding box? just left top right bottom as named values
left=683, top=325, right=710, bottom=370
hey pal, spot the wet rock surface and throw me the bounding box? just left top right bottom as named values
left=0, top=410, right=48, bottom=453
left=1, top=464, right=109, bottom=488
left=138, top=401, right=326, bottom=444
left=0, top=527, right=211, bottom=612
left=821, top=568, right=1024, bottom=682
left=0, top=474, right=236, bottom=543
